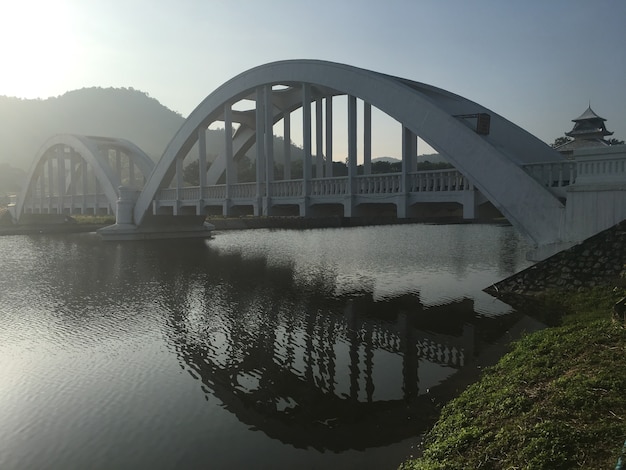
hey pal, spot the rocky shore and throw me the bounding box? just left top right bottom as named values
left=486, top=220, right=626, bottom=296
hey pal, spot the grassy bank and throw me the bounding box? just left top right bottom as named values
left=400, top=288, right=626, bottom=470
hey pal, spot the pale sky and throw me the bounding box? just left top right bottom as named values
left=1, top=0, right=625, bottom=157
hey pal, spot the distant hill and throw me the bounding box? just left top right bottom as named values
left=0, top=87, right=187, bottom=170
left=373, top=153, right=445, bottom=164
left=0, top=87, right=445, bottom=197
left=0, top=87, right=307, bottom=171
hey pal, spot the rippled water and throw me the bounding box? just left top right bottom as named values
left=0, top=223, right=532, bottom=469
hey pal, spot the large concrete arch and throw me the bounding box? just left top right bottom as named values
left=136, top=60, right=565, bottom=246
left=14, top=134, right=154, bottom=222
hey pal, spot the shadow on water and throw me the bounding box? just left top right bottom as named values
left=20, top=231, right=539, bottom=454
left=115, top=237, right=536, bottom=452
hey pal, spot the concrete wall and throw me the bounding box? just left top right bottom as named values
left=565, top=145, right=626, bottom=243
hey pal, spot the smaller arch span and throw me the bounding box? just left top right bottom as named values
left=13, top=134, right=155, bottom=222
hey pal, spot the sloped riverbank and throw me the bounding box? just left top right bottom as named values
left=401, top=222, right=626, bottom=469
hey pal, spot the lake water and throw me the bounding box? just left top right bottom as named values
left=0, top=223, right=533, bottom=469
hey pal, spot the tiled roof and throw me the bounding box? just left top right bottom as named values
left=572, top=105, right=606, bottom=122
left=556, top=138, right=609, bottom=153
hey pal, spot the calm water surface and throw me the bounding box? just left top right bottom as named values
left=0, top=224, right=533, bottom=469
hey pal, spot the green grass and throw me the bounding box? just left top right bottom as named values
left=400, top=287, right=626, bottom=470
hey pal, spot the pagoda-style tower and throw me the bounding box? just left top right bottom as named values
left=557, top=105, right=613, bottom=156
left=566, top=105, right=613, bottom=140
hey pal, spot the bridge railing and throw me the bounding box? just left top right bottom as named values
left=158, top=188, right=177, bottom=201
left=178, top=187, right=202, bottom=201
left=156, top=183, right=258, bottom=202
left=203, top=185, right=226, bottom=199
left=271, top=179, right=304, bottom=197
left=356, top=174, right=401, bottom=194
left=311, top=176, right=347, bottom=196
left=408, top=169, right=471, bottom=192
left=523, top=161, right=576, bottom=198
left=230, top=182, right=258, bottom=198
left=154, top=169, right=473, bottom=204
left=22, top=193, right=111, bottom=214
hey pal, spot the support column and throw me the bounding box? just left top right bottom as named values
left=403, top=127, right=418, bottom=173
left=30, top=177, right=36, bottom=213
left=462, top=189, right=478, bottom=219
left=283, top=110, right=291, bottom=180
left=301, top=83, right=312, bottom=217
left=345, top=95, right=357, bottom=217
left=81, top=160, right=88, bottom=214
left=224, top=104, right=234, bottom=216
left=255, top=86, right=266, bottom=216
left=58, top=151, right=66, bottom=214
left=69, top=150, right=77, bottom=213
left=363, top=102, right=372, bottom=175
left=115, top=149, right=122, bottom=183
left=325, top=97, right=333, bottom=177
left=398, top=126, right=418, bottom=218
left=94, top=177, right=100, bottom=214
left=37, top=165, right=44, bottom=213
left=316, top=98, right=323, bottom=178
left=264, top=84, right=274, bottom=216
left=175, top=157, right=183, bottom=215
left=47, top=154, right=54, bottom=213
left=198, top=126, right=207, bottom=215
left=128, top=157, right=135, bottom=188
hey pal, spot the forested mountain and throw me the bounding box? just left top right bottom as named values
left=0, top=87, right=307, bottom=196
left=0, top=87, right=186, bottom=171
left=0, top=87, right=443, bottom=197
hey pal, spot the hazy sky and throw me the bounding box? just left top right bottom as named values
left=1, top=0, right=624, bottom=156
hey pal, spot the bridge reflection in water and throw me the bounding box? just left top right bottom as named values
left=153, top=242, right=527, bottom=452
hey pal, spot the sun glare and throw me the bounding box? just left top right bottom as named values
left=0, top=0, right=78, bottom=98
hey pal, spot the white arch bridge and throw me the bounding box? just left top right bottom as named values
left=9, top=60, right=626, bottom=259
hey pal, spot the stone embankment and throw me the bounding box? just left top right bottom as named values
left=486, top=220, right=626, bottom=296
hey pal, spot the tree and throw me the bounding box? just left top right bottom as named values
left=550, top=136, right=572, bottom=148
left=183, top=160, right=199, bottom=185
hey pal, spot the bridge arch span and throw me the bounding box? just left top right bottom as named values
left=136, top=60, right=564, bottom=246
left=14, top=134, right=154, bottom=221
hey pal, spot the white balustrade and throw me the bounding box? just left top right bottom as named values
left=177, top=187, right=201, bottom=201
left=523, top=161, right=576, bottom=189
left=230, top=182, right=258, bottom=198
left=356, top=174, right=402, bottom=194
left=156, top=188, right=177, bottom=201
left=271, top=180, right=303, bottom=197
left=574, top=152, right=626, bottom=185
left=407, top=169, right=468, bottom=192
left=203, top=185, right=226, bottom=199
left=310, top=177, right=347, bottom=196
